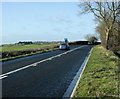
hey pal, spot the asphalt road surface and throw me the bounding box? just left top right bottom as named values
left=1, top=45, right=94, bottom=98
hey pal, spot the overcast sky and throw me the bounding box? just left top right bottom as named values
left=2, top=2, right=97, bottom=44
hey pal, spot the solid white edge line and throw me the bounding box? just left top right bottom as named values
left=62, top=47, right=93, bottom=98
left=0, top=45, right=87, bottom=79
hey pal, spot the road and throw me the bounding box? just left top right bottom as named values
left=1, top=45, right=94, bottom=98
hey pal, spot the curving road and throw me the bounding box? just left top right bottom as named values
left=1, top=45, right=94, bottom=98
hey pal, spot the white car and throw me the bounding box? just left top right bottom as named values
left=59, top=43, right=70, bottom=50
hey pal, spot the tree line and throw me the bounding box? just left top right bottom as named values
left=80, top=2, right=120, bottom=50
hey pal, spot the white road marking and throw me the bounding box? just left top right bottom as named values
left=32, top=63, right=37, bottom=66
left=1, top=45, right=87, bottom=79
left=0, top=75, right=8, bottom=80
left=57, top=55, right=61, bottom=57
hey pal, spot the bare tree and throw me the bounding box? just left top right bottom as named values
left=79, top=2, right=120, bottom=49
left=96, top=21, right=106, bottom=47
left=85, top=34, right=98, bottom=44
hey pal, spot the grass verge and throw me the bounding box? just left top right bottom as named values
left=74, top=45, right=120, bottom=98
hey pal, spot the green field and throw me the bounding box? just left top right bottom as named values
left=74, top=45, right=119, bottom=98
left=1, top=44, right=54, bottom=52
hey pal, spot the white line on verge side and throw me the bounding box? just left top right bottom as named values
left=62, top=47, right=93, bottom=98
left=0, top=45, right=87, bottom=79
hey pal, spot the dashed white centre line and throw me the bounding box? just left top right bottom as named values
left=0, top=45, right=87, bottom=80
left=0, top=75, right=8, bottom=80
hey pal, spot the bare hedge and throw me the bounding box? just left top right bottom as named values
left=1, top=45, right=59, bottom=59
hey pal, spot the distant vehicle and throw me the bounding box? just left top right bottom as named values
left=88, top=41, right=92, bottom=45
left=59, top=43, right=70, bottom=50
